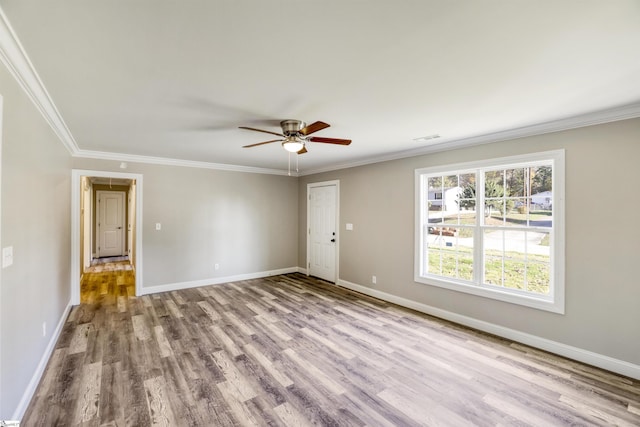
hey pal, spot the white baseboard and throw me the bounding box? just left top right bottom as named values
left=140, top=266, right=303, bottom=295
left=338, top=279, right=640, bottom=380
left=12, top=301, right=73, bottom=421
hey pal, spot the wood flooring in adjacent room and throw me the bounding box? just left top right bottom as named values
left=23, top=273, right=640, bottom=426
left=80, top=260, right=134, bottom=304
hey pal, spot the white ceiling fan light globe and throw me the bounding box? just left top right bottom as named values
left=282, top=139, right=304, bottom=153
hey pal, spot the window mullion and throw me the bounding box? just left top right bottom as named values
left=421, top=174, right=428, bottom=276
left=475, top=169, right=484, bottom=285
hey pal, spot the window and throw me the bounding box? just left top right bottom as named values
left=415, top=150, right=564, bottom=313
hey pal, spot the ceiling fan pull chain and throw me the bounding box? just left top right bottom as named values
left=288, top=152, right=291, bottom=176
left=296, top=153, right=299, bottom=173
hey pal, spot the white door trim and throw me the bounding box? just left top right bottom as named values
left=306, top=180, right=339, bottom=283
left=71, top=169, right=143, bottom=305
left=84, top=180, right=93, bottom=271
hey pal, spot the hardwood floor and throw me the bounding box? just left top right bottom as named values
left=80, top=261, right=134, bottom=304
left=23, top=273, right=640, bottom=426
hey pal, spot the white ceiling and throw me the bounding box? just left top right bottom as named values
left=1, top=0, right=640, bottom=175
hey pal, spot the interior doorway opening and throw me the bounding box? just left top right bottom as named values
left=72, top=170, right=143, bottom=305
left=84, top=179, right=131, bottom=265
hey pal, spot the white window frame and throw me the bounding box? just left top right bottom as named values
left=414, top=150, right=565, bottom=314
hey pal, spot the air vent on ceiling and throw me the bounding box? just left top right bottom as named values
left=413, top=134, right=441, bottom=142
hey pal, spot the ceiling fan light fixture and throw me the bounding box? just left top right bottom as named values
left=282, top=137, right=304, bottom=153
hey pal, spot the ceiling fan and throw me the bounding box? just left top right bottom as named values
left=239, top=120, right=351, bottom=154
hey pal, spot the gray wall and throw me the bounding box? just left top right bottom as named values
left=72, top=159, right=299, bottom=288
left=299, top=118, right=640, bottom=366
left=0, top=67, right=72, bottom=416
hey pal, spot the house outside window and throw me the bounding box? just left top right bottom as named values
left=415, top=150, right=565, bottom=313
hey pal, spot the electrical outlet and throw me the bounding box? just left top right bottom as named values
left=372, top=275, right=377, bottom=284
left=214, top=263, right=219, bottom=270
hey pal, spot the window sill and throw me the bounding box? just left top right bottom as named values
left=414, top=275, right=564, bottom=314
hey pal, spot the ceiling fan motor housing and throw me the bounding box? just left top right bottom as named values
left=281, top=120, right=306, bottom=136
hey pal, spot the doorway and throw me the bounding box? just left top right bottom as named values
left=71, top=169, right=143, bottom=305
left=307, top=180, right=339, bottom=283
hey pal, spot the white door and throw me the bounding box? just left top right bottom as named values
left=97, top=190, right=125, bottom=257
left=308, top=184, right=337, bottom=282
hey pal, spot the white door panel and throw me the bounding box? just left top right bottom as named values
left=97, top=191, right=125, bottom=257
left=309, top=184, right=337, bottom=282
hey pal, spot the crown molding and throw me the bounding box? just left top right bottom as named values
left=299, top=101, right=640, bottom=176
left=2, top=5, right=639, bottom=178
left=73, top=149, right=296, bottom=177
left=0, top=7, right=79, bottom=154
left=0, top=5, right=294, bottom=177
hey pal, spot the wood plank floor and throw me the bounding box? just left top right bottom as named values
left=23, top=273, right=640, bottom=426
left=80, top=261, right=135, bottom=304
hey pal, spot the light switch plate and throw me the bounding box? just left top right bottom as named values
left=2, top=246, right=14, bottom=268
left=346, top=223, right=354, bottom=231
left=155, top=223, right=161, bottom=230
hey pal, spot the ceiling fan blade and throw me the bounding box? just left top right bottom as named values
left=239, top=126, right=284, bottom=138
left=308, top=136, right=352, bottom=145
left=297, top=146, right=308, bottom=155
left=242, top=139, right=281, bottom=148
left=299, top=121, right=330, bottom=136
